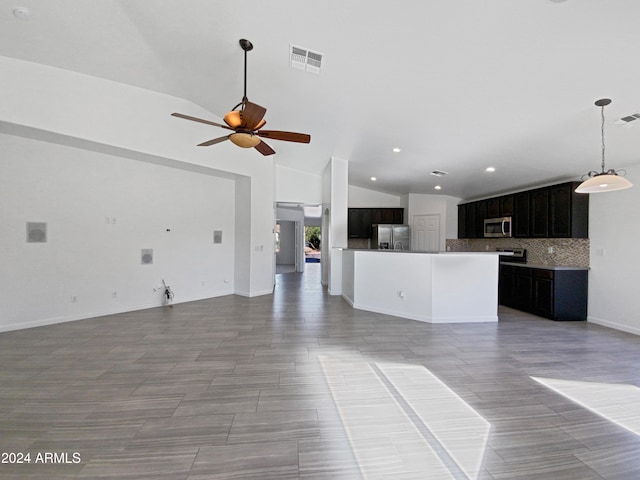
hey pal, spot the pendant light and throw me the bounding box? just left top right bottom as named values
left=575, top=99, right=633, bottom=193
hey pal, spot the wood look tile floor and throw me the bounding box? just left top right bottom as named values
left=1, top=263, right=640, bottom=479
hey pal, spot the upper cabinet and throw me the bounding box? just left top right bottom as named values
left=348, top=208, right=404, bottom=238
left=549, top=183, right=589, bottom=238
left=530, top=188, right=549, bottom=237
left=512, top=191, right=530, bottom=238
left=458, top=181, right=588, bottom=239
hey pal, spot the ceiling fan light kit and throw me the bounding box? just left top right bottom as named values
left=229, top=132, right=261, bottom=148
left=170, top=39, right=310, bottom=156
left=223, top=111, right=242, bottom=129
left=576, top=98, right=633, bottom=194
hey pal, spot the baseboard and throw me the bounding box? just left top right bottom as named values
left=234, top=289, right=273, bottom=298
left=341, top=293, right=355, bottom=307
left=351, top=302, right=497, bottom=324
left=0, top=290, right=237, bottom=333
left=0, top=302, right=157, bottom=333
left=588, top=316, right=640, bottom=336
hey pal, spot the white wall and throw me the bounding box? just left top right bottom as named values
left=322, top=157, right=349, bottom=294
left=0, top=55, right=276, bottom=308
left=234, top=177, right=252, bottom=296
left=0, top=134, right=236, bottom=332
left=275, top=165, right=323, bottom=204
left=348, top=185, right=401, bottom=207
left=587, top=164, right=640, bottom=335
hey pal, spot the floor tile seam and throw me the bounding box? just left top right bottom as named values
left=555, top=420, right=639, bottom=454
left=186, top=446, right=205, bottom=478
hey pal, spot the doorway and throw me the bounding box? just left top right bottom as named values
left=412, top=214, right=441, bottom=252
left=275, top=220, right=299, bottom=274
left=304, top=226, right=321, bottom=264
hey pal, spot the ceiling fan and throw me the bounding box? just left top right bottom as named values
left=171, top=39, right=311, bottom=156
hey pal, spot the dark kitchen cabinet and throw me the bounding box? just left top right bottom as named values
left=487, top=198, right=500, bottom=218
left=371, top=207, right=404, bottom=225
left=499, top=265, right=515, bottom=306
left=499, top=264, right=587, bottom=321
left=458, top=182, right=588, bottom=239
left=532, top=269, right=554, bottom=319
left=348, top=208, right=371, bottom=238
left=348, top=208, right=404, bottom=238
left=530, top=188, right=549, bottom=237
left=514, top=268, right=533, bottom=311
left=513, top=192, right=530, bottom=237
left=458, top=204, right=467, bottom=238
left=487, top=195, right=513, bottom=219
left=392, top=208, right=404, bottom=224
left=549, top=182, right=589, bottom=238
left=475, top=200, right=488, bottom=236
left=500, top=195, right=514, bottom=217
left=465, top=203, right=477, bottom=238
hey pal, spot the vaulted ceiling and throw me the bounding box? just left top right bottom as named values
left=2, top=0, right=640, bottom=200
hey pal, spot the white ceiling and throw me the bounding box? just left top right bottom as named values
left=2, top=0, right=640, bottom=201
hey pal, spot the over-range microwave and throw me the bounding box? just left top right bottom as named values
left=484, top=216, right=512, bottom=238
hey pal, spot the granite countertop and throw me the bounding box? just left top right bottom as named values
left=500, top=261, right=589, bottom=271
left=342, top=249, right=507, bottom=255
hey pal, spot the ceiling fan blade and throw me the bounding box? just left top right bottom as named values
left=254, top=140, right=276, bottom=156
left=197, top=136, right=230, bottom=146
left=171, top=112, right=234, bottom=131
left=241, top=101, right=267, bottom=130
left=257, top=130, right=311, bottom=144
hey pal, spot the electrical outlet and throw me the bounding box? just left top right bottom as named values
left=548, top=247, right=554, bottom=254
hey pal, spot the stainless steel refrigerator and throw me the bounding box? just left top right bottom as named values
left=370, top=224, right=411, bottom=250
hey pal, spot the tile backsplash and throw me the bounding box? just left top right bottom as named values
left=348, top=238, right=370, bottom=249
left=445, top=238, right=590, bottom=268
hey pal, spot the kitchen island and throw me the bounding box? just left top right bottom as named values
left=342, top=250, right=502, bottom=323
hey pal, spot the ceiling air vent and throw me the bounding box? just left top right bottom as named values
left=613, top=113, right=640, bottom=128
left=290, top=44, right=323, bottom=75
left=430, top=170, right=448, bottom=177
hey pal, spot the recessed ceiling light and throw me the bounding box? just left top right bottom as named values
left=370, top=176, right=377, bottom=181
left=392, top=148, right=401, bottom=153
left=13, top=6, right=31, bottom=20
left=486, top=167, right=496, bottom=172
left=434, top=185, right=442, bottom=190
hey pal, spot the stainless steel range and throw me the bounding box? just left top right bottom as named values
left=496, top=247, right=527, bottom=264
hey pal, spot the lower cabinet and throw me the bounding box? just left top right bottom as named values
left=499, top=265, right=587, bottom=321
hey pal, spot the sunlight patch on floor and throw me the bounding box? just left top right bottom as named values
left=532, top=376, right=640, bottom=437
left=320, top=355, right=491, bottom=480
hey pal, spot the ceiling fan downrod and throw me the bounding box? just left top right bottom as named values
left=239, top=39, right=253, bottom=109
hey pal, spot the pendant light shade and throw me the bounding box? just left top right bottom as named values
left=574, top=171, right=633, bottom=193
left=576, top=98, right=633, bottom=194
